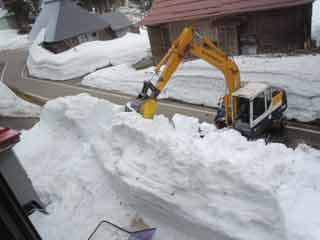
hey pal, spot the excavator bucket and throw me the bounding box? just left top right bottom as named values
left=126, top=98, right=158, bottom=119
left=126, top=80, right=159, bottom=119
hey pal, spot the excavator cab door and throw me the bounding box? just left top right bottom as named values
left=232, top=83, right=278, bottom=137
left=233, top=93, right=270, bottom=137
left=233, top=97, right=251, bottom=134
left=233, top=84, right=287, bottom=138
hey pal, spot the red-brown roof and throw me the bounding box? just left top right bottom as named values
left=143, top=0, right=314, bottom=26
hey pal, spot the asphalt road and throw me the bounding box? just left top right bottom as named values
left=0, top=49, right=216, bottom=123
left=0, top=48, right=320, bottom=149
left=0, top=117, right=39, bottom=130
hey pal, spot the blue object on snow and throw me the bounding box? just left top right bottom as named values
left=128, top=228, right=157, bottom=240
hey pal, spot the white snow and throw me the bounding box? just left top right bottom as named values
left=14, top=94, right=320, bottom=240
left=0, top=8, right=30, bottom=50
left=117, top=2, right=143, bottom=24
left=0, top=81, right=41, bottom=117
left=27, top=30, right=150, bottom=80
left=0, top=29, right=30, bottom=51
left=0, top=8, right=8, bottom=18
left=313, top=0, right=320, bottom=45
left=83, top=54, right=320, bottom=122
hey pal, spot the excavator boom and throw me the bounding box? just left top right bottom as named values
left=126, top=27, right=240, bottom=124
left=126, top=27, right=287, bottom=137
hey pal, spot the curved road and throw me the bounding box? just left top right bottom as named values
left=1, top=48, right=320, bottom=148
left=0, top=49, right=215, bottom=122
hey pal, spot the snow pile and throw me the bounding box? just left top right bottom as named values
left=83, top=64, right=153, bottom=95
left=0, top=8, right=8, bottom=18
left=313, top=0, right=320, bottom=45
left=15, top=94, right=320, bottom=240
left=0, top=29, right=30, bottom=51
left=27, top=31, right=150, bottom=80
left=0, top=8, right=29, bottom=50
left=83, top=54, right=320, bottom=122
left=0, top=81, right=41, bottom=117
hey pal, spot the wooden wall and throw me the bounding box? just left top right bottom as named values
left=148, top=18, right=220, bottom=62
left=238, top=4, right=312, bottom=53
left=147, top=3, right=313, bottom=63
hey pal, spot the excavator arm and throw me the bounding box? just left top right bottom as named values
left=126, top=27, right=241, bottom=124
left=190, top=35, right=241, bottom=124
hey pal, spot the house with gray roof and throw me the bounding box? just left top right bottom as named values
left=30, top=0, right=132, bottom=53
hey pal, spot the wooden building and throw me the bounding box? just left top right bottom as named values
left=143, top=0, right=315, bottom=62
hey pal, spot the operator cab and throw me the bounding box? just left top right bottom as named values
left=232, top=82, right=287, bottom=138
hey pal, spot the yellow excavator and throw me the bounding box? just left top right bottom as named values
left=126, top=27, right=287, bottom=138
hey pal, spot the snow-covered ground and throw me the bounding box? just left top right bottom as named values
left=15, top=94, right=320, bottom=240
left=0, top=8, right=30, bottom=51
left=0, top=29, right=30, bottom=51
left=0, top=81, right=41, bottom=117
left=0, top=8, right=7, bottom=18
left=313, top=0, right=320, bottom=45
left=27, top=31, right=150, bottom=80
left=83, top=54, right=320, bottom=122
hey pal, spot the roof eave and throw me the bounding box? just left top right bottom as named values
left=142, top=0, right=315, bottom=26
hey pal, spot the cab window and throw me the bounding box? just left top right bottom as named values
left=266, top=88, right=272, bottom=110
left=253, top=92, right=266, bottom=120
left=237, top=97, right=250, bottom=123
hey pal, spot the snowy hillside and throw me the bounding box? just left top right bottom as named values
left=27, top=31, right=150, bottom=80
left=0, top=81, right=41, bottom=117
left=313, top=0, right=320, bottom=45
left=15, top=94, right=320, bottom=240
left=83, top=54, right=320, bottom=122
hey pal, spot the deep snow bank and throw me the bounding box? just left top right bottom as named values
left=15, top=94, right=320, bottom=240
left=83, top=54, right=320, bottom=122
left=313, top=0, right=320, bottom=45
left=27, top=31, right=150, bottom=80
left=0, top=81, right=40, bottom=117
left=0, top=29, right=29, bottom=51
left=0, top=8, right=7, bottom=18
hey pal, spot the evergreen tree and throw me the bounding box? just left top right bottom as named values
left=6, top=0, right=32, bottom=32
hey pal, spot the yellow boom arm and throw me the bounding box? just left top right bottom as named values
left=129, top=27, right=241, bottom=125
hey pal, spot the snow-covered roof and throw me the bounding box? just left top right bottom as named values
left=29, top=0, right=110, bottom=43
left=232, top=82, right=269, bottom=100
